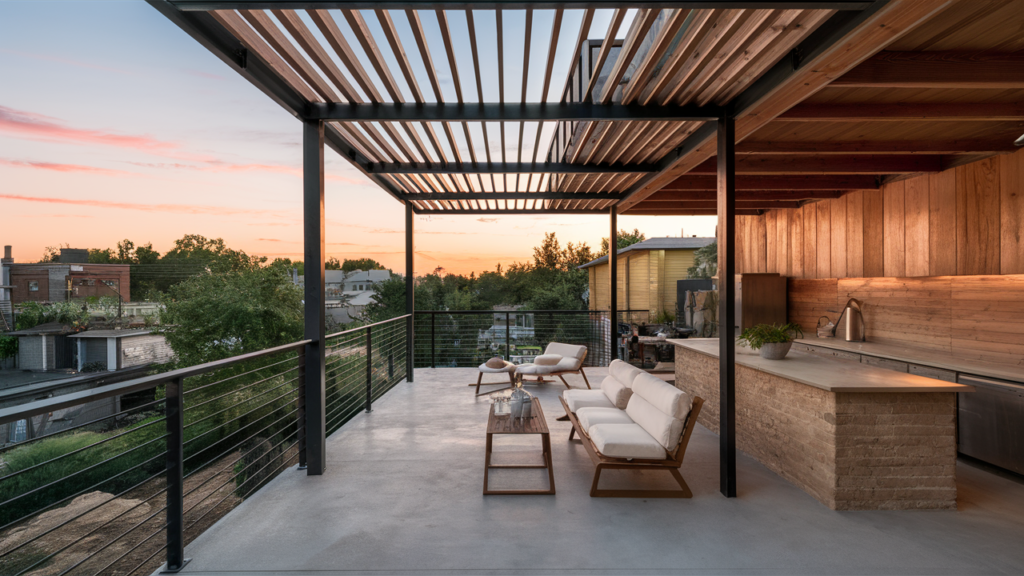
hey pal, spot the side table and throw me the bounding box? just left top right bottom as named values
left=483, top=398, right=555, bottom=495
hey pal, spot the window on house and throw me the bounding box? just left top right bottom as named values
left=28, top=281, right=39, bottom=292
left=103, top=280, right=118, bottom=288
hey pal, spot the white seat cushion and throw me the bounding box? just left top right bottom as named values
left=625, top=393, right=685, bottom=451
left=632, top=372, right=692, bottom=420
left=516, top=363, right=555, bottom=375
left=478, top=361, right=516, bottom=374
left=563, top=389, right=614, bottom=412
left=589, top=423, right=667, bottom=460
left=575, top=406, right=633, bottom=433
left=600, top=375, right=632, bottom=409
left=534, top=354, right=562, bottom=366
left=608, top=359, right=643, bottom=388
left=545, top=342, right=586, bottom=371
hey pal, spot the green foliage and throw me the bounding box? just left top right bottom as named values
left=0, top=334, right=17, bottom=360
left=160, top=266, right=303, bottom=367
left=341, top=258, right=386, bottom=272
left=39, top=245, right=64, bottom=263
left=738, top=323, right=803, bottom=350
left=88, top=248, right=116, bottom=263
left=599, top=228, right=646, bottom=256
left=325, top=257, right=342, bottom=270
left=654, top=310, right=676, bottom=324
left=361, top=275, right=409, bottom=324
left=688, top=241, right=717, bottom=279
left=15, top=301, right=90, bottom=331
left=270, top=258, right=304, bottom=277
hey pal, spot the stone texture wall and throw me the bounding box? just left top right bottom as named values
left=675, top=346, right=957, bottom=510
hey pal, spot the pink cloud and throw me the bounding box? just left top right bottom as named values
left=0, top=48, right=131, bottom=74
left=1, top=193, right=295, bottom=219
left=0, top=159, right=131, bottom=176
left=0, top=106, right=178, bottom=153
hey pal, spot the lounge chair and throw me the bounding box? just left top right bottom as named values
left=515, top=342, right=591, bottom=389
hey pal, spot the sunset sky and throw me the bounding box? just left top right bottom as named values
left=0, top=2, right=716, bottom=276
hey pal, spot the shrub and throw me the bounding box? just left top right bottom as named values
left=0, top=335, right=17, bottom=360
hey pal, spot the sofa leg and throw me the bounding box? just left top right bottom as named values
left=589, top=465, right=604, bottom=497
left=669, top=468, right=693, bottom=498
left=589, top=466, right=694, bottom=498
left=475, top=372, right=483, bottom=395
left=558, top=375, right=570, bottom=389
left=579, top=369, right=591, bottom=389
left=556, top=415, right=570, bottom=421
left=568, top=426, right=576, bottom=441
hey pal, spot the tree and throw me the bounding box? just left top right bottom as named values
left=532, top=233, right=562, bottom=270
left=341, top=258, right=386, bottom=272
left=270, top=258, right=304, bottom=276
left=687, top=241, right=717, bottom=279
left=88, top=248, right=116, bottom=264
left=39, top=245, right=64, bottom=263
left=599, top=228, right=646, bottom=256
left=360, top=275, right=409, bottom=323
left=163, top=234, right=265, bottom=273
left=325, top=257, right=342, bottom=270
left=160, top=267, right=303, bottom=367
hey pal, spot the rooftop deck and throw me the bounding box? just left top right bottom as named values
left=180, top=367, right=1024, bottom=575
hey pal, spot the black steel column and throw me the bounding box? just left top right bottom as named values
left=303, top=119, right=326, bottom=476
left=164, top=376, right=188, bottom=572
left=405, top=202, right=415, bottom=382
left=717, top=113, right=737, bottom=498
left=609, top=206, right=618, bottom=361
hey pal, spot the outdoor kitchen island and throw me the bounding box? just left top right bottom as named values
left=670, top=339, right=974, bottom=510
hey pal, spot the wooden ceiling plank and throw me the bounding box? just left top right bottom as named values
left=738, top=139, right=1020, bottom=154
left=662, top=174, right=879, bottom=191
left=598, top=8, right=659, bottom=104
left=637, top=8, right=716, bottom=106
left=689, top=155, right=943, bottom=175
left=649, top=190, right=844, bottom=201
left=307, top=9, right=382, bottom=101
left=621, top=8, right=689, bottom=105
left=582, top=9, right=626, bottom=103
left=834, top=51, right=1024, bottom=89
left=406, top=9, right=443, bottom=102
left=273, top=10, right=361, bottom=102
left=656, top=9, right=747, bottom=105
left=780, top=102, right=1024, bottom=122
left=618, top=1, right=955, bottom=210
left=540, top=9, right=563, bottom=102
left=559, top=9, right=595, bottom=103
left=211, top=10, right=321, bottom=102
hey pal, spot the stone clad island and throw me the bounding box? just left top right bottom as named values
left=671, top=339, right=974, bottom=510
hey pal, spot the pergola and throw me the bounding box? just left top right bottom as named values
left=148, top=0, right=1014, bottom=509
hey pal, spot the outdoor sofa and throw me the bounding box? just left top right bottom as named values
left=560, top=361, right=703, bottom=498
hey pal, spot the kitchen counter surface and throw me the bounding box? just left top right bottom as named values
left=793, top=338, right=1023, bottom=384
left=670, top=338, right=974, bottom=393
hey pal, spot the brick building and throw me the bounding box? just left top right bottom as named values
left=4, top=247, right=130, bottom=305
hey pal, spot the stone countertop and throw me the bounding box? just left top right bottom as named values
left=793, top=338, right=1024, bottom=384
left=669, top=338, right=974, bottom=394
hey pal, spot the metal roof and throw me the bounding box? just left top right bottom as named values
left=578, top=235, right=714, bottom=268
left=70, top=329, right=155, bottom=339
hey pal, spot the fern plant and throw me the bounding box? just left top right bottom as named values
left=738, top=323, right=803, bottom=350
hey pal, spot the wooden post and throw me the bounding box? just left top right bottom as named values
left=303, top=119, right=326, bottom=476
left=717, top=114, right=737, bottom=498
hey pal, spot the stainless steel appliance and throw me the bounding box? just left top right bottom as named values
left=957, top=375, right=1024, bottom=475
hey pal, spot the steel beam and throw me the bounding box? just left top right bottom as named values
left=174, top=1, right=873, bottom=11
left=402, top=192, right=623, bottom=201
left=405, top=202, right=415, bottom=383
left=308, top=102, right=723, bottom=122
left=412, top=208, right=609, bottom=215
left=365, top=162, right=657, bottom=175
left=609, top=207, right=618, bottom=362
left=718, top=114, right=737, bottom=499
left=303, top=120, right=326, bottom=476
left=646, top=190, right=843, bottom=201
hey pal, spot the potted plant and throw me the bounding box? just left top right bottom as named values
left=738, top=323, right=804, bottom=360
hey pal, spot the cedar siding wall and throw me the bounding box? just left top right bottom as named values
left=587, top=249, right=700, bottom=317
left=737, top=151, right=1024, bottom=368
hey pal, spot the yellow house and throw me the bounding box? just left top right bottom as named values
left=580, top=237, right=716, bottom=320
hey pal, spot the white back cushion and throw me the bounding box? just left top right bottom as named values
left=600, top=375, right=632, bottom=409
left=632, top=373, right=692, bottom=420
left=545, top=342, right=586, bottom=369
left=608, top=359, right=643, bottom=388
left=625, top=394, right=684, bottom=451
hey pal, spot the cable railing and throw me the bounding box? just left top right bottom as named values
left=413, top=309, right=651, bottom=369
left=0, top=315, right=411, bottom=575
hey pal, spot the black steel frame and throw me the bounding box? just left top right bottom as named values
left=171, top=1, right=875, bottom=10
left=308, top=102, right=723, bottom=122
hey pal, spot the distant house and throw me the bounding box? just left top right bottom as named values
left=70, top=329, right=173, bottom=372
left=297, top=269, right=391, bottom=324
left=6, top=322, right=82, bottom=371
left=4, top=247, right=130, bottom=305
left=578, top=237, right=716, bottom=320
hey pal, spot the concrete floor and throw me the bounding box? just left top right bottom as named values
left=180, top=368, right=1024, bottom=575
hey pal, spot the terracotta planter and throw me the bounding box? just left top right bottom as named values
left=759, top=341, right=793, bottom=360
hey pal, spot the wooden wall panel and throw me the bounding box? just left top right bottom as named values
left=1000, top=151, right=1024, bottom=274
left=830, top=195, right=848, bottom=279
left=777, top=209, right=790, bottom=277
left=803, top=204, right=817, bottom=279
left=956, top=158, right=1001, bottom=275
left=929, top=170, right=957, bottom=276
left=950, top=275, right=1024, bottom=366
left=838, top=276, right=952, bottom=353
left=904, top=174, right=931, bottom=277
left=846, top=191, right=865, bottom=278
left=883, top=181, right=906, bottom=277
left=787, top=278, right=838, bottom=334
left=863, top=189, right=885, bottom=278
left=753, top=214, right=767, bottom=273
left=765, top=210, right=778, bottom=274
left=816, top=202, right=831, bottom=278
left=790, top=207, right=804, bottom=279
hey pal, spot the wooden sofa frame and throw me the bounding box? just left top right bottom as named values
left=523, top=348, right=592, bottom=389
left=559, top=395, right=704, bottom=498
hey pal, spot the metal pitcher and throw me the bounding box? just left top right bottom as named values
left=836, top=298, right=865, bottom=342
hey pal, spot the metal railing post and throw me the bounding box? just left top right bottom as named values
left=505, top=311, right=511, bottom=361
left=297, top=346, right=307, bottom=470
left=430, top=313, right=436, bottom=369
left=405, top=314, right=413, bottom=381
left=164, top=376, right=189, bottom=572
left=365, top=327, right=373, bottom=413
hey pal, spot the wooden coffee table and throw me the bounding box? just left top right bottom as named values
left=483, top=397, right=555, bottom=495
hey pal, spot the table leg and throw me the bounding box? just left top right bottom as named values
left=543, top=432, right=555, bottom=494
left=483, top=432, right=493, bottom=494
